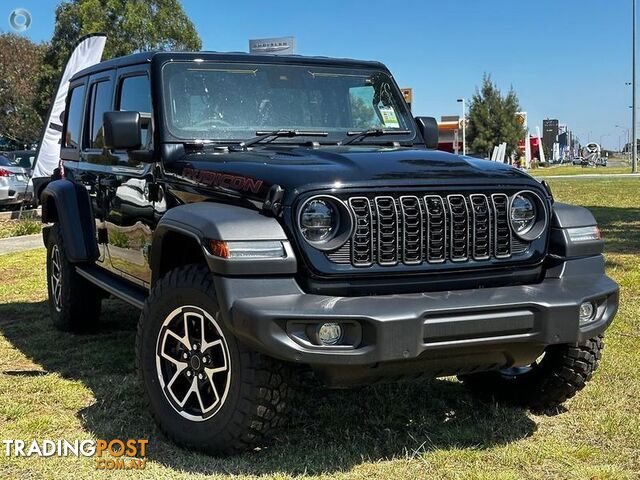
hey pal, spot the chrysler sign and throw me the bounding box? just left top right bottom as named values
left=249, top=36, right=296, bottom=55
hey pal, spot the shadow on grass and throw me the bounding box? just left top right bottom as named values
left=586, top=205, right=640, bottom=254
left=0, top=299, right=537, bottom=475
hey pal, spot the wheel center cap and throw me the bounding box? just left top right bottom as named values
left=190, top=355, right=201, bottom=370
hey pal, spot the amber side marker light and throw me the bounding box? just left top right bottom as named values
left=209, top=240, right=286, bottom=259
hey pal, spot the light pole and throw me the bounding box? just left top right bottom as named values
left=633, top=0, right=638, bottom=172
left=457, top=98, right=466, bottom=155
left=615, top=124, right=630, bottom=156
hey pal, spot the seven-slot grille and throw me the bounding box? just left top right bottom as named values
left=331, top=193, right=524, bottom=267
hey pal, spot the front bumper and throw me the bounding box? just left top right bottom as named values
left=215, top=255, right=618, bottom=382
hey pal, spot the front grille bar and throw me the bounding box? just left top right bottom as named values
left=374, top=196, right=399, bottom=265
left=491, top=193, right=512, bottom=259
left=341, top=192, right=515, bottom=267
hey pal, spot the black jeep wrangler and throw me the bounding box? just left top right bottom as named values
left=41, top=51, right=618, bottom=454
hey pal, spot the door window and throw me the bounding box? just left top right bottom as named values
left=118, top=75, right=152, bottom=147
left=87, top=80, right=114, bottom=149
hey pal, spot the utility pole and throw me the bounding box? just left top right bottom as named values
left=633, top=0, right=638, bottom=172
left=616, top=125, right=631, bottom=157
left=457, top=98, right=466, bottom=155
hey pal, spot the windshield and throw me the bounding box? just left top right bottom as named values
left=0, top=155, right=19, bottom=167
left=161, top=62, right=415, bottom=143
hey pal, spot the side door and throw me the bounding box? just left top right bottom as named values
left=77, top=71, right=114, bottom=266
left=102, top=66, right=156, bottom=287
left=60, top=76, right=107, bottom=262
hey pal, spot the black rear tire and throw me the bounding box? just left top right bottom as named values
left=136, top=264, right=290, bottom=455
left=458, top=336, right=605, bottom=411
left=45, top=225, right=102, bottom=332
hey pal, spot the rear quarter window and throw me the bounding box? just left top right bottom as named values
left=64, top=84, right=86, bottom=148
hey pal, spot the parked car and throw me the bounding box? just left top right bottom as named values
left=0, top=154, right=32, bottom=207
left=40, top=51, right=619, bottom=455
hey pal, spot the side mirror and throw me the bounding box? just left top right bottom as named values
left=415, top=116, right=439, bottom=149
left=103, top=111, right=142, bottom=150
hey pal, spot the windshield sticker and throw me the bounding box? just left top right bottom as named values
left=379, top=107, right=400, bottom=128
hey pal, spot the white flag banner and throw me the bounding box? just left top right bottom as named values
left=32, top=34, right=107, bottom=179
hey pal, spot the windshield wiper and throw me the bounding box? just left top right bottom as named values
left=237, top=129, right=329, bottom=149
left=341, top=128, right=411, bottom=146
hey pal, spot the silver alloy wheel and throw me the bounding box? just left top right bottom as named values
left=50, top=245, right=62, bottom=312
left=155, top=306, right=231, bottom=422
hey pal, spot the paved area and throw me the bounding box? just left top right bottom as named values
left=538, top=173, right=640, bottom=179
left=0, top=234, right=43, bottom=255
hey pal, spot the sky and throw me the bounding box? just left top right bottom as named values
left=0, top=0, right=634, bottom=150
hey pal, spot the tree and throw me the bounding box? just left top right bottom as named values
left=35, top=0, right=202, bottom=118
left=467, top=75, right=525, bottom=159
left=0, top=33, right=45, bottom=147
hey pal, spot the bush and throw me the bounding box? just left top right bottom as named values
left=12, top=219, right=41, bottom=237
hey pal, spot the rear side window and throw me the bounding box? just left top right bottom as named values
left=118, top=75, right=152, bottom=147
left=87, top=80, right=113, bottom=149
left=64, top=85, right=86, bottom=148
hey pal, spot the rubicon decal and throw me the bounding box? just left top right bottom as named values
left=183, top=167, right=264, bottom=194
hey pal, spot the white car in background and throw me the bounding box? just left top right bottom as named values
left=0, top=154, right=33, bottom=207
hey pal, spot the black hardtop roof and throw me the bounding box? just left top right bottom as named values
left=70, top=51, right=389, bottom=81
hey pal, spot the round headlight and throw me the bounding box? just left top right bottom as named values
left=510, top=194, right=536, bottom=235
left=300, top=199, right=339, bottom=242
left=298, top=195, right=354, bottom=250
left=509, top=191, right=548, bottom=241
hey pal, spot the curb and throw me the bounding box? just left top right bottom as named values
left=0, top=208, right=41, bottom=220
left=0, top=234, right=43, bottom=255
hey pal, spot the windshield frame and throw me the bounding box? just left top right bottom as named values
left=158, top=60, right=418, bottom=146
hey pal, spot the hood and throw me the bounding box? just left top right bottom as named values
left=169, top=145, right=538, bottom=205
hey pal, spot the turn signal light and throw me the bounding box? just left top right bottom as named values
left=567, top=226, right=602, bottom=242
left=209, top=240, right=285, bottom=259
left=209, top=240, right=231, bottom=258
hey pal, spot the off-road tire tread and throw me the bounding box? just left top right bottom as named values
left=459, top=335, right=605, bottom=411
left=46, top=225, right=101, bottom=332
left=136, top=264, right=290, bottom=454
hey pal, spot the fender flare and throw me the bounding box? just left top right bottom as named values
left=549, top=202, right=603, bottom=257
left=150, top=202, right=297, bottom=284
left=41, top=179, right=99, bottom=263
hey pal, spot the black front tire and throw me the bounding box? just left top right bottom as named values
left=136, top=264, right=290, bottom=455
left=45, top=225, right=102, bottom=332
left=459, top=336, right=605, bottom=411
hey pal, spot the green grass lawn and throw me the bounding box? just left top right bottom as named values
left=0, top=178, right=639, bottom=479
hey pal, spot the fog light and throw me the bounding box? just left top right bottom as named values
left=317, top=323, right=342, bottom=345
left=579, top=301, right=596, bottom=325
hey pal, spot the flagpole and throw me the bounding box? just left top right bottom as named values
left=633, top=0, right=637, bottom=173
